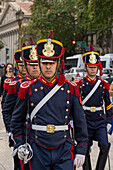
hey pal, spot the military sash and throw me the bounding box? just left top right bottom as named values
left=82, top=79, right=101, bottom=105
left=30, top=84, right=63, bottom=121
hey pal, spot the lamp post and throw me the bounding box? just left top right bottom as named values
left=16, top=9, right=24, bottom=49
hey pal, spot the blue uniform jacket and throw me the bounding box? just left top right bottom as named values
left=2, top=75, right=32, bottom=132
left=76, top=76, right=113, bottom=127
left=11, top=75, right=88, bottom=155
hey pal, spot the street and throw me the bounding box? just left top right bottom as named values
left=0, top=104, right=113, bottom=170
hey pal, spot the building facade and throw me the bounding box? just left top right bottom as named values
left=0, top=2, right=33, bottom=65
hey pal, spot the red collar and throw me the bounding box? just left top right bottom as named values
left=17, top=73, right=22, bottom=79
left=40, top=75, right=58, bottom=86
left=86, top=75, right=97, bottom=83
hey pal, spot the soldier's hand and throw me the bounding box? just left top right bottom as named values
left=107, top=123, right=112, bottom=134
left=8, top=132, right=14, bottom=147
left=74, top=154, right=85, bottom=168
left=18, top=143, right=33, bottom=164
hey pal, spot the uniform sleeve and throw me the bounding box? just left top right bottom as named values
left=71, top=95, right=88, bottom=155
left=2, top=93, right=17, bottom=132
left=11, top=94, right=28, bottom=148
left=104, top=88, right=113, bottom=124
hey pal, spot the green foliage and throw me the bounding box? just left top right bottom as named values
left=23, top=0, right=113, bottom=55
left=25, top=0, right=77, bottom=57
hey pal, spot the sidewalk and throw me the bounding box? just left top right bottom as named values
left=0, top=103, right=113, bottom=170
left=0, top=106, right=14, bottom=170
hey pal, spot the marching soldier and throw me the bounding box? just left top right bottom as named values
left=2, top=43, right=27, bottom=133
left=1, top=43, right=27, bottom=108
left=75, top=45, right=113, bottom=170
left=11, top=30, right=88, bottom=170
left=2, top=38, right=40, bottom=170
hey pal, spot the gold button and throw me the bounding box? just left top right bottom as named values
left=67, top=90, right=70, bottom=93
left=82, top=96, right=84, bottom=98
left=31, top=103, right=34, bottom=106
left=66, top=109, right=68, bottom=112
left=103, top=91, right=104, bottom=93
left=40, top=87, right=43, bottom=90
left=67, top=101, right=69, bottom=104
left=61, top=88, right=64, bottom=90
left=83, top=84, right=85, bottom=86
left=35, top=136, right=38, bottom=138
left=86, top=82, right=88, bottom=85
left=80, top=86, right=82, bottom=88
left=100, top=85, right=102, bottom=87
left=34, top=116, right=36, bottom=118
left=35, top=89, right=38, bottom=92
left=65, top=115, right=68, bottom=119
left=64, top=135, right=67, bottom=138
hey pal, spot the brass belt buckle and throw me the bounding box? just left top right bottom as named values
left=47, top=124, right=55, bottom=133
left=90, top=106, right=96, bottom=112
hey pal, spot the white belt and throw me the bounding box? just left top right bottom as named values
left=32, top=124, right=68, bottom=133
left=83, top=106, right=103, bottom=112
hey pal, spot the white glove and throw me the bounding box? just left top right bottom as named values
left=74, top=154, right=85, bottom=168
left=18, top=143, right=33, bottom=164
left=70, top=120, right=73, bottom=128
left=107, top=123, right=112, bottom=133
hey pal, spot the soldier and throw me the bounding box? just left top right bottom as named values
left=1, top=43, right=27, bottom=108
left=2, top=43, right=27, bottom=133
left=11, top=30, right=88, bottom=170
left=2, top=38, right=40, bottom=170
left=75, top=45, right=113, bottom=170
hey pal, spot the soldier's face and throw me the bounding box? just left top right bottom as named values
left=26, top=63, right=40, bottom=79
left=86, top=66, right=98, bottom=78
left=18, top=64, right=26, bottom=77
left=40, top=61, right=58, bottom=81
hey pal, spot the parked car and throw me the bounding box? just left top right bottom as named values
left=65, top=67, right=85, bottom=81
left=97, top=68, right=113, bottom=80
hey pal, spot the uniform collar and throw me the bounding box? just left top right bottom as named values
left=40, top=75, right=58, bottom=86
left=17, top=73, right=22, bottom=79
left=86, top=75, right=97, bottom=83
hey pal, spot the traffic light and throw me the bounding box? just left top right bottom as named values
left=6, top=48, right=9, bottom=54
left=6, top=48, right=9, bottom=60
left=72, top=40, right=76, bottom=45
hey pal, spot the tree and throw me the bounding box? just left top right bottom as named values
left=75, top=0, right=113, bottom=52
left=27, top=0, right=78, bottom=57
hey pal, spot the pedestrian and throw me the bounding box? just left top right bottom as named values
left=11, top=30, right=88, bottom=170
left=76, top=45, right=113, bottom=170
left=0, top=63, right=14, bottom=101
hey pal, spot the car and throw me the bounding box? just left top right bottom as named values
left=97, top=68, right=113, bottom=80
left=65, top=67, right=85, bottom=81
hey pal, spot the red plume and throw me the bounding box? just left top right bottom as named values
left=90, top=44, right=94, bottom=51
left=99, top=63, right=103, bottom=76
left=48, top=30, right=53, bottom=39
left=22, top=43, right=26, bottom=47
left=30, top=36, right=35, bottom=45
